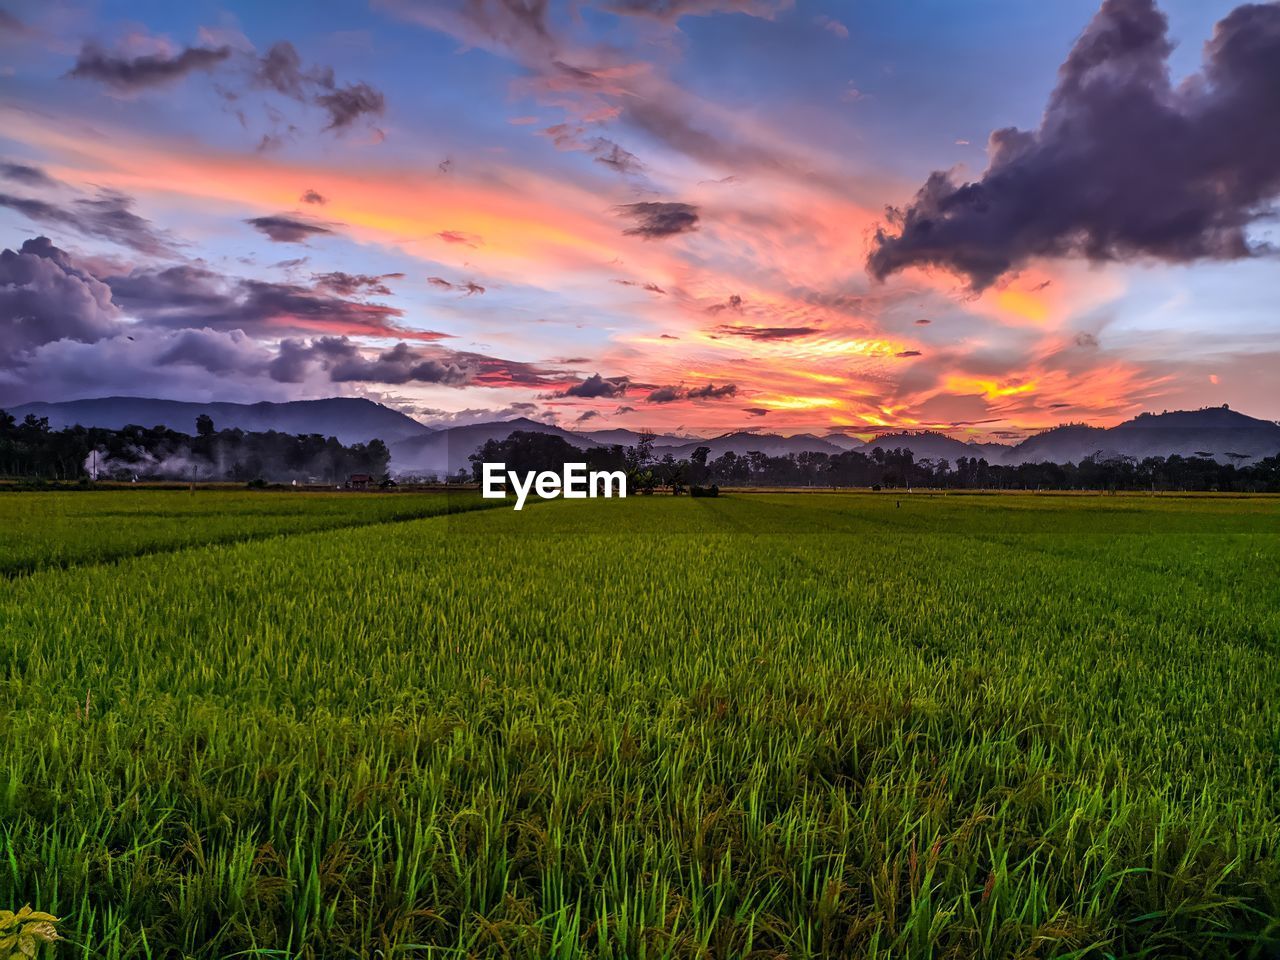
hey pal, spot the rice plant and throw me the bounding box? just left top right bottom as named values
left=0, top=492, right=1276, bottom=958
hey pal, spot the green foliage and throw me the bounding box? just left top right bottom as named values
left=0, top=907, right=60, bottom=959
left=0, top=492, right=1278, bottom=958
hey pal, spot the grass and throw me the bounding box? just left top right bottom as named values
left=0, top=489, right=491, bottom=577
left=1, top=491, right=1278, bottom=958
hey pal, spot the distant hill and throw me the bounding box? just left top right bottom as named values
left=854, top=430, right=1010, bottom=463
left=580, top=428, right=689, bottom=448
left=390, top=417, right=597, bottom=476
left=390, top=406, right=1280, bottom=475
left=7, top=396, right=432, bottom=446
left=660, top=431, right=845, bottom=461
left=1008, top=407, right=1280, bottom=464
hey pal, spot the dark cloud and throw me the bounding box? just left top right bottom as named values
left=246, top=215, right=335, bottom=243
left=575, top=410, right=602, bottom=422
left=68, top=42, right=231, bottom=91
left=0, top=161, right=57, bottom=188
left=915, top=318, right=932, bottom=325
left=659, top=333, right=679, bottom=339
left=426, top=276, right=485, bottom=295
left=615, top=404, right=636, bottom=413
left=896, top=350, right=923, bottom=358
left=644, top=383, right=739, bottom=404
left=706, top=293, right=743, bottom=313
left=613, top=279, right=666, bottom=294
left=685, top=382, right=737, bottom=399
left=590, top=138, right=643, bottom=175
left=617, top=201, right=700, bottom=238
left=1074, top=332, right=1100, bottom=348
left=868, top=0, right=1280, bottom=289
left=269, top=337, right=471, bottom=386
left=713, top=324, right=818, bottom=341
left=316, top=81, right=386, bottom=130
left=311, top=271, right=404, bottom=297
left=256, top=41, right=312, bottom=98
left=300, top=189, right=327, bottom=205
left=254, top=41, right=385, bottom=133
left=559, top=372, right=630, bottom=398
left=0, top=237, right=120, bottom=365
left=646, top=385, right=682, bottom=403
left=743, top=407, right=769, bottom=417
left=155, top=327, right=261, bottom=373
left=330, top=341, right=470, bottom=385
left=0, top=190, right=179, bottom=257
left=105, top=264, right=437, bottom=341
left=599, top=0, right=791, bottom=22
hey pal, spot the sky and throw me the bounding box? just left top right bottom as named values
left=1, top=0, right=1278, bottom=440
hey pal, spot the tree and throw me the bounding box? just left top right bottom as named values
left=196, top=414, right=215, bottom=437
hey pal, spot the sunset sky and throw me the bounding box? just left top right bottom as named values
left=2, top=0, right=1278, bottom=440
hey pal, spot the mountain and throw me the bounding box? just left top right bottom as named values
left=1006, top=424, right=1110, bottom=464
left=1008, top=407, right=1280, bottom=464
left=390, top=417, right=597, bottom=476
left=660, top=431, right=845, bottom=460
left=7, top=396, right=432, bottom=445
left=580, top=428, right=689, bottom=448
left=854, top=430, right=1011, bottom=463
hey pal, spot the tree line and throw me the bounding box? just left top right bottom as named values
left=471, top=430, right=1280, bottom=493
left=0, top=411, right=390, bottom=484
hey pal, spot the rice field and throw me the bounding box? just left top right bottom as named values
left=0, top=489, right=489, bottom=577
left=1, top=491, right=1278, bottom=958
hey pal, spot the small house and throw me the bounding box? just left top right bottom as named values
left=346, top=473, right=375, bottom=490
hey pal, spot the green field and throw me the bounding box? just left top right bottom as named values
left=1, top=491, right=1278, bottom=958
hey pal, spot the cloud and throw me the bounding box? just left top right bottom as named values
left=311, top=271, right=404, bottom=296
left=0, top=190, right=179, bottom=256
left=105, top=263, right=437, bottom=341
left=437, top=230, right=482, bottom=247
left=246, top=214, right=335, bottom=243
left=706, top=293, right=743, bottom=314
left=590, top=138, right=644, bottom=175
left=0, top=237, right=120, bottom=365
left=68, top=41, right=231, bottom=91
left=599, top=0, right=792, bottom=22
left=269, top=337, right=541, bottom=388
left=646, top=385, right=682, bottom=403
left=426, top=276, right=485, bottom=295
left=316, top=81, right=386, bottom=131
left=615, top=404, right=636, bottom=413
left=645, top=382, right=737, bottom=403
left=327, top=341, right=471, bottom=384
left=0, top=160, right=57, bottom=188
left=895, top=349, right=923, bottom=358
left=300, top=189, right=327, bottom=204
left=617, top=201, right=700, bottom=238
left=575, top=409, right=602, bottom=422
left=685, top=382, right=737, bottom=399
left=868, top=0, right=1280, bottom=290
left=613, top=278, right=666, bottom=294
left=0, top=327, right=281, bottom=406
left=558, top=372, right=630, bottom=398
left=1074, top=332, right=1100, bottom=348
left=743, top=407, right=769, bottom=416
left=814, top=15, right=849, bottom=39
left=254, top=41, right=386, bottom=133
left=713, top=324, right=819, bottom=340
left=915, top=318, right=932, bottom=325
